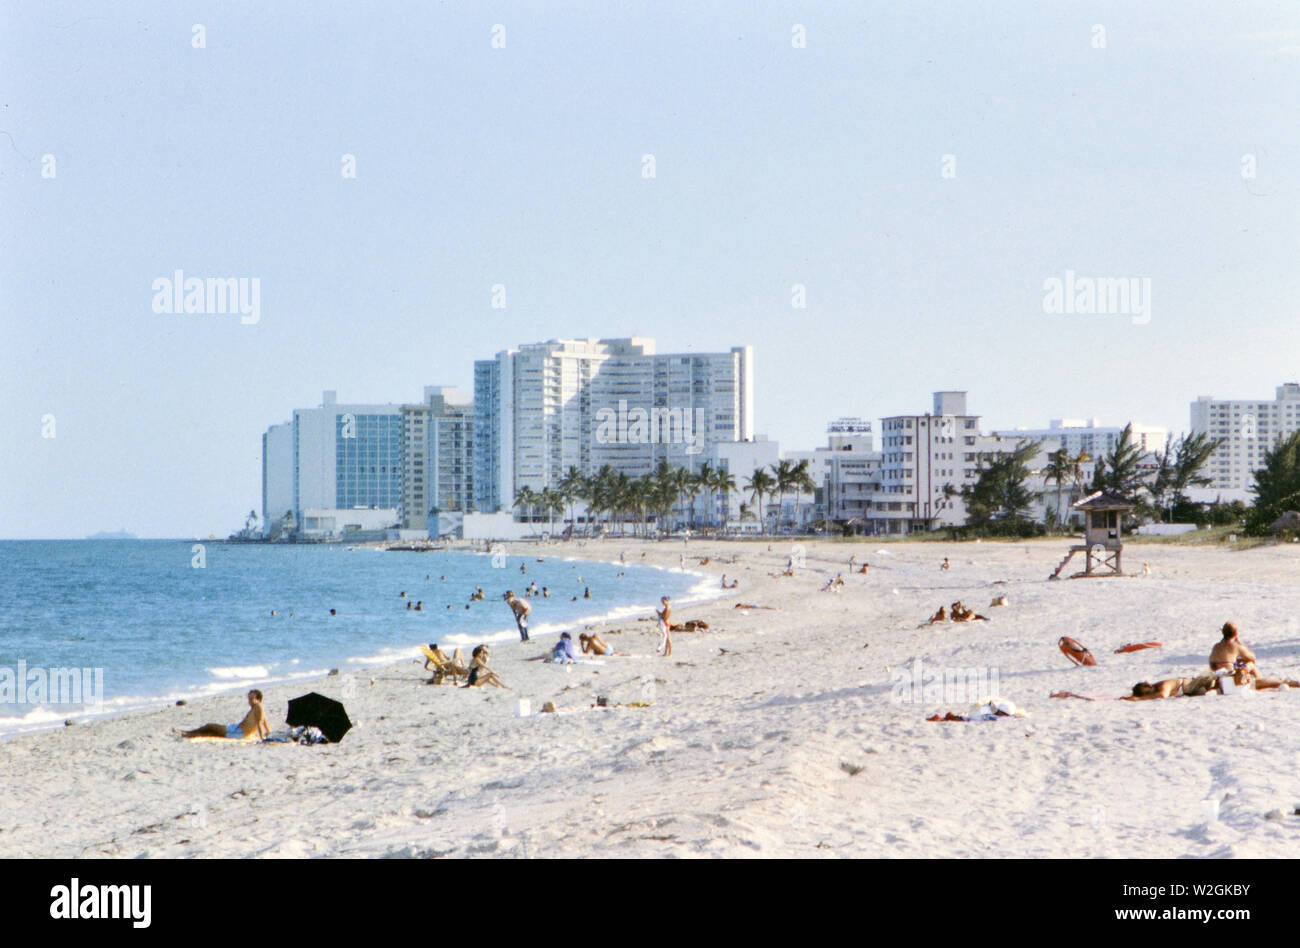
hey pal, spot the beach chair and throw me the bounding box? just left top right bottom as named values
left=419, top=645, right=465, bottom=685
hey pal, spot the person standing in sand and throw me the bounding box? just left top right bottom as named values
left=504, top=590, right=531, bottom=641
left=180, top=690, right=270, bottom=740
left=656, top=596, right=673, bottom=657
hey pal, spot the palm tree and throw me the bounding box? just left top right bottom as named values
left=1042, top=448, right=1071, bottom=529
left=513, top=485, right=537, bottom=522
left=789, top=459, right=816, bottom=531
left=711, top=468, right=736, bottom=531
left=691, top=462, right=714, bottom=529
left=559, top=466, right=584, bottom=532
left=745, top=467, right=776, bottom=535
left=538, top=487, right=564, bottom=535
left=771, top=459, right=797, bottom=530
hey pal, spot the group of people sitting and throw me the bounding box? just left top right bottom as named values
left=423, top=643, right=508, bottom=689
left=1128, top=622, right=1300, bottom=699
left=922, top=601, right=991, bottom=625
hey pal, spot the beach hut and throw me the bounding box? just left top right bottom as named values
left=1048, top=491, right=1134, bottom=579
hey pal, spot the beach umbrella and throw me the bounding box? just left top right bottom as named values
left=286, top=692, right=352, bottom=744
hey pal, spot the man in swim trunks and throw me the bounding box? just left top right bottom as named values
left=424, top=643, right=468, bottom=681
left=181, top=689, right=270, bottom=740
left=504, top=590, right=531, bottom=641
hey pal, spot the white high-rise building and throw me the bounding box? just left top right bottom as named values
left=993, top=418, right=1167, bottom=459
left=261, top=391, right=405, bottom=538
left=473, top=338, right=754, bottom=513
left=1192, top=383, right=1300, bottom=490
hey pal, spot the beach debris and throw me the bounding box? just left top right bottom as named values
left=1059, top=636, right=1098, bottom=666
left=1266, top=809, right=1286, bottom=821
left=327, top=668, right=340, bottom=677
left=541, top=701, right=557, bottom=713
left=839, top=762, right=863, bottom=776
left=927, top=697, right=1026, bottom=722
left=1114, top=641, right=1162, bottom=653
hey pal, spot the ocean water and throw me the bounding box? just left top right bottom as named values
left=0, top=540, right=713, bottom=737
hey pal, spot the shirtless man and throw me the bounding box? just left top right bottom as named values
left=1209, top=622, right=1257, bottom=676
left=580, top=632, right=615, bottom=656
left=424, top=643, right=468, bottom=682
left=656, top=596, right=673, bottom=657
left=181, top=690, right=270, bottom=740
left=463, top=644, right=509, bottom=689
left=504, top=590, right=531, bottom=642
left=922, top=605, right=946, bottom=625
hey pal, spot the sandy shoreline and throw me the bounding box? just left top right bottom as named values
left=6, top=536, right=1300, bottom=858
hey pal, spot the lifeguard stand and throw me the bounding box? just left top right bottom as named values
left=1049, top=491, right=1134, bottom=579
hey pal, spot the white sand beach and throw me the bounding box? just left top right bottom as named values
left=5, top=537, right=1300, bottom=859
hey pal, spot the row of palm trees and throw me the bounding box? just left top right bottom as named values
left=512, top=457, right=819, bottom=537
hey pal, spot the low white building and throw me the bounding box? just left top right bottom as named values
left=706, top=438, right=781, bottom=529
left=299, top=507, right=399, bottom=541
left=993, top=418, right=1167, bottom=460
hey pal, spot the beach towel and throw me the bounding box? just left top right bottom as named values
left=187, top=735, right=257, bottom=744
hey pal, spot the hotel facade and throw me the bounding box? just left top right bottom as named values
left=473, top=338, right=754, bottom=513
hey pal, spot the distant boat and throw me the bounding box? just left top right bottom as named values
left=86, top=529, right=137, bottom=540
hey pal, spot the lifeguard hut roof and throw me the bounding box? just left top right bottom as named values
left=1072, top=490, right=1135, bottom=511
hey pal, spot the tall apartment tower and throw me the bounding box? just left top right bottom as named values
left=1192, top=383, right=1300, bottom=490
left=401, top=386, right=475, bottom=531
left=473, top=338, right=754, bottom=513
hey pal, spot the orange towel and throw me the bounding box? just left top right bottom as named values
left=1114, top=641, right=1162, bottom=653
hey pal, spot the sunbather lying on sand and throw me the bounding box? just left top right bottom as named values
left=1126, top=678, right=1198, bottom=700
left=180, top=690, right=270, bottom=740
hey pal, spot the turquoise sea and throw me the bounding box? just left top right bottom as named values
left=0, top=540, right=711, bottom=736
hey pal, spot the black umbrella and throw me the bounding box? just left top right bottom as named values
left=285, top=692, right=352, bottom=744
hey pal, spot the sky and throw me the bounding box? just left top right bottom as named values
left=2, top=1, right=1298, bottom=538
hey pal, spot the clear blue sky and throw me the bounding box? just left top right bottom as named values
left=3, top=1, right=1298, bottom=538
